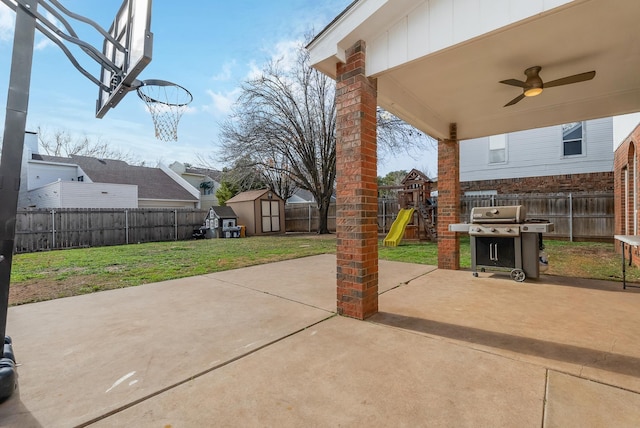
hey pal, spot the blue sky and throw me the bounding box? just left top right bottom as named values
left=0, top=0, right=436, bottom=176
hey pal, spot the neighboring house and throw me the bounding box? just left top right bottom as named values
left=286, top=188, right=337, bottom=205
left=226, top=189, right=285, bottom=236
left=460, top=117, right=614, bottom=195
left=18, top=132, right=200, bottom=209
left=169, top=161, right=221, bottom=207
left=287, top=189, right=315, bottom=204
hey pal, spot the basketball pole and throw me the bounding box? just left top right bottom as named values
left=0, top=0, right=37, bottom=400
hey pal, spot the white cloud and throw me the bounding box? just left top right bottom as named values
left=203, top=88, right=240, bottom=117
left=34, top=10, right=61, bottom=51
left=245, top=60, right=263, bottom=80
left=262, top=38, right=303, bottom=72
left=0, top=5, right=15, bottom=42
left=34, top=36, right=54, bottom=50
left=0, top=7, right=60, bottom=50
left=211, top=60, right=236, bottom=81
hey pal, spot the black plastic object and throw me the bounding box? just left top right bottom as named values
left=0, top=358, right=16, bottom=402
left=3, top=343, right=15, bottom=363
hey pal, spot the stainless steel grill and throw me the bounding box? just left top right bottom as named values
left=449, top=205, right=554, bottom=282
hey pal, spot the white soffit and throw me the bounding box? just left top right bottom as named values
left=308, top=0, right=640, bottom=140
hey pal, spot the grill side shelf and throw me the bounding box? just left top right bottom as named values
left=448, top=223, right=472, bottom=233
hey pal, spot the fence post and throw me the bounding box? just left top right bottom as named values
left=125, top=209, right=129, bottom=245
left=51, top=209, right=56, bottom=249
left=308, top=204, right=311, bottom=233
left=174, top=209, right=178, bottom=241
left=569, top=193, right=574, bottom=242
left=383, top=200, right=386, bottom=233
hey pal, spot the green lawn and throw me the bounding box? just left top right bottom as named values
left=8, top=234, right=638, bottom=306
left=379, top=236, right=636, bottom=283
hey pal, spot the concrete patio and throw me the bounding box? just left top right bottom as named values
left=1, top=254, right=640, bottom=427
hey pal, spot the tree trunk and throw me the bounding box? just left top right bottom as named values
left=317, top=200, right=331, bottom=234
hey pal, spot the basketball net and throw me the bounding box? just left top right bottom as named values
left=137, top=80, right=193, bottom=142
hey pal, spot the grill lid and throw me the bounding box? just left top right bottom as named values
left=471, top=205, right=526, bottom=223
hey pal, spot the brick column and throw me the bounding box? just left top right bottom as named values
left=437, top=135, right=460, bottom=269
left=335, top=40, right=378, bottom=320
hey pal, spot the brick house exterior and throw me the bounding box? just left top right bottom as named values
left=614, top=124, right=640, bottom=265
left=461, top=172, right=614, bottom=194
left=459, top=118, right=615, bottom=197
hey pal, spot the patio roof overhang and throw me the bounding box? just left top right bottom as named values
left=308, top=0, right=640, bottom=140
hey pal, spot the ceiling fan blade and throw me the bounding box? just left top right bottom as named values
left=499, top=78, right=527, bottom=88
left=504, top=93, right=525, bottom=107
left=544, top=70, right=596, bottom=88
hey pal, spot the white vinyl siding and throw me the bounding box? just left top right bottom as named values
left=28, top=162, right=83, bottom=190
left=460, top=117, right=613, bottom=181
left=21, top=182, right=137, bottom=209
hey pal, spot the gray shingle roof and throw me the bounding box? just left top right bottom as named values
left=33, top=154, right=197, bottom=201
left=185, top=166, right=222, bottom=182
left=209, top=206, right=237, bottom=219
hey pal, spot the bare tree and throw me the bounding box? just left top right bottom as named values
left=221, top=155, right=267, bottom=192
left=219, top=45, right=336, bottom=233
left=377, top=109, right=437, bottom=162
left=37, top=126, right=141, bottom=164
left=217, top=43, right=435, bottom=234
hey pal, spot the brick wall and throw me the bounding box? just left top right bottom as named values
left=614, top=124, right=640, bottom=265
left=461, top=172, right=614, bottom=194
left=437, top=138, right=460, bottom=269
left=335, top=40, right=379, bottom=320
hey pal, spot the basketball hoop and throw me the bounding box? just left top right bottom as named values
left=137, top=79, right=193, bottom=142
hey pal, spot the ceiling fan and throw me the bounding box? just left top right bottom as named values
left=499, top=66, right=596, bottom=107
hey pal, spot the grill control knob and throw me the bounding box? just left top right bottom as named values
left=505, top=227, right=512, bottom=232
left=490, top=228, right=497, bottom=232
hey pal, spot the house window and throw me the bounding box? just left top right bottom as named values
left=488, top=135, right=506, bottom=163
left=562, top=122, right=584, bottom=156
left=200, top=181, right=214, bottom=195
left=261, top=199, right=280, bottom=232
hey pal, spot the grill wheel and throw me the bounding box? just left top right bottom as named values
left=510, top=269, right=526, bottom=282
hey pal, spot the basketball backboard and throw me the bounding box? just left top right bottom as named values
left=96, top=0, right=153, bottom=118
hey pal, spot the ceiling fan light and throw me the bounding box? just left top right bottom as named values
left=524, top=87, right=543, bottom=97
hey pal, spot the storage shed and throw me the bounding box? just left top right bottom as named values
left=226, top=189, right=285, bottom=236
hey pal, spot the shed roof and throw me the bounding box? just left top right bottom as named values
left=227, top=189, right=279, bottom=203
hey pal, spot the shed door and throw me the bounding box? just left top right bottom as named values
left=261, top=200, right=280, bottom=232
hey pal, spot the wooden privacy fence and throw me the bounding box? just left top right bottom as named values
left=15, top=193, right=612, bottom=252
left=284, top=203, right=337, bottom=233
left=461, top=192, right=614, bottom=241
left=285, top=200, right=401, bottom=234
left=15, top=208, right=208, bottom=253
left=286, top=192, right=614, bottom=241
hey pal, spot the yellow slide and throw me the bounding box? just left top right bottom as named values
left=383, top=208, right=415, bottom=247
